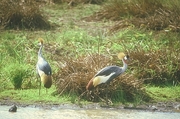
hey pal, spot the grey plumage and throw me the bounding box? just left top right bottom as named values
left=95, top=66, right=123, bottom=84
left=37, top=58, right=52, bottom=76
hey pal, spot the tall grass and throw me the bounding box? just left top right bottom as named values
left=3, top=62, right=30, bottom=89
left=0, top=31, right=36, bottom=90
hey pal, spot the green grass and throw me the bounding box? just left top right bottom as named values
left=146, top=86, right=180, bottom=102
left=0, top=85, right=72, bottom=104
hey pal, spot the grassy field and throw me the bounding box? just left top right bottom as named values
left=0, top=0, right=180, bottom=106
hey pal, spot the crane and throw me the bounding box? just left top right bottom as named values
left=86, top=52, right=129, bottom=90
left=36, top=38, right=52, bottom=95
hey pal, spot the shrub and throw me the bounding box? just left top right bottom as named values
left=3, top=62, right=30, bottom=89
left=0, top=0, right=51, bottom=30
left=129, top=48, right=180, bottom=86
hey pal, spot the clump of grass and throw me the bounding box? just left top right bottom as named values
left=3, top=62, right=31, bottom=89
left=84, top=0, right=180, bottom=32
left=129, top=48, right=180, bottom=86
left=55, top=54, right=110, bottom=95
left=0, top=0, right=51, bottom=30
left=55, top=53, right=149, bottom=102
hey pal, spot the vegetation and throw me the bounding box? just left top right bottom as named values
left=0, top=0, right=50, bottom=29
left=0, top=0, right=180, bottom=106
left=87, top=0, right=180, bottom=32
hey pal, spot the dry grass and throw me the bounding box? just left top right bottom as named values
left=84, top=0, right=180, bottom=32
left=0, top=0, right=50, bottom=30
left=54, top=53, right=148, bottom=102
left=129, top=48, right=180, bottom=86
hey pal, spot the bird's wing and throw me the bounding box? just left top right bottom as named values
left=37, top=59, right=52, bottom=75
left=95, top=66, right=123, bottom=83
left=95, top=66, right=122, bottom=77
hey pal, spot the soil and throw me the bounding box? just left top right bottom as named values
left=0, top=99, right=180, bottom=113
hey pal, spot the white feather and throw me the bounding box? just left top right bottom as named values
left=96, top=72, right=116, bottom=85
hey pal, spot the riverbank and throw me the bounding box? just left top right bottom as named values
left=1, top=98, right=180, bottom=113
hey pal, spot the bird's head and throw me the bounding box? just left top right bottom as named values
left=118, top=52, right=130, bottom=64
left=38, top=38, right=44, bottom=46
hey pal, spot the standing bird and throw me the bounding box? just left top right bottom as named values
left=36, top=38, right=52, bottom=95
left=86, top=52, right=129, bottom=90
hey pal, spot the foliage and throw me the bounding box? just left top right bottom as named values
left=0, top=0, right=51, bottom=30
left=3, top=62, right=31, bottom=89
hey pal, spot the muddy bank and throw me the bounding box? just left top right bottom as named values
left=0, top=99, right=180, bottom=113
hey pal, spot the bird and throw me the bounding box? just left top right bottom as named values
left=9, top=105, right=17, bottom=112
left=36, top=38, right=52, bottom=95
left=86, top=52, right=130, bottom=90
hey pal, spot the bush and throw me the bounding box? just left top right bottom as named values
left=129, top=48, right=180, bottom=86
left=0, top=0, right=51, bottom=30
left=3, top=63, right=30, bottom=89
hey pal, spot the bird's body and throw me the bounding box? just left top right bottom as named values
left=36, top=38, right=52, bottom=95
left=86, top=52, right=129, bottom=90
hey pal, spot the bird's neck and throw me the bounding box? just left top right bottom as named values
left=121, top=59, right=128, bottom=73
left=38, top=45, right=44, bottom=59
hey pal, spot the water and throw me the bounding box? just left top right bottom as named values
left=0, top=105, right=180, bottom=119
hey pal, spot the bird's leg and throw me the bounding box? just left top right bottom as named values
left=39, top=80, right=41, bottom=95
left=46, top=88, right=48, bottom=94
left=105, top=84, right=108, bottom=105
